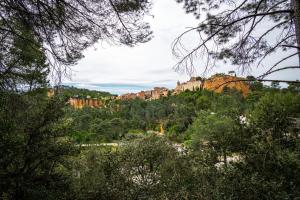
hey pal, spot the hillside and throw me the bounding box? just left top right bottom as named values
left=203, top=74, right=249, bottom=96
left=175, top=74, right=250, bottom=96
left=59, top=85, right=113, bottom=99
left=48, top=86, right=114, bottom=109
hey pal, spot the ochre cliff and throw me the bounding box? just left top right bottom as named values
left=175, top=75, right=249, bottom=96
left=47, top=91, right=103, bottom=109
left=203, top=75, right=249, bottom=96
left=68, top=97, right=103, bottom=109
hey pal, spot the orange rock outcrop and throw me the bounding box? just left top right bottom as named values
left=68, top=97, right=103, bottom=109
left=47, top=89, right=104, bottom=109
left=175, top=75, right=249, bottom=96
left=203, top=75, right=249, bottom=96
left=116, top=74, right=249, bottom=101
left=47, top=89, right=55, bottom=97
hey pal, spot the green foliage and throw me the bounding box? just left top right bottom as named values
left=182, top=90, right=300, bottom=199
left=72, top=135, right=218, bottom=199
left=214, top=92, right=300, bottom=199
left=287, top=81, right=300, bottom=92
left=0, top=18, right=80, bottom=199
left=250, top=81, right=264, bottom=91
left=0, top=23, right=48, bottom=91
left=271, top=81, right=281, bottom=89
left=58, top=85, right=112, bottom=99
left=0, top=1, right=154, bottom=199
left=61, top=82, right=300, bottom=199
left=174, top=0, right=296, bottom=80
left=0, top=91, right=78, bottom=199
left=115, top=0, right=150, bottom=13
left=1, top=29, right=299, bottom=199
left=0, top=0, right=152, bottom=68
left=66, top=90, right=215, bottom=143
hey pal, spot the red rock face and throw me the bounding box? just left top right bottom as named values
left=175, top=75, right=250, bottom=96
left=68, top=98, right=103, bottom=109
left=203, top=75, right=249, bottom=96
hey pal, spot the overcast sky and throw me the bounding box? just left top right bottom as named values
left=63, top=0, right=299, bottom=95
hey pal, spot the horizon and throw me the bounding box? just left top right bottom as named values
left=62, top=73, right=294, bottom=96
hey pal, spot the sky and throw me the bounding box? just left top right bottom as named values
left=62, top=0, right=300, bottom=95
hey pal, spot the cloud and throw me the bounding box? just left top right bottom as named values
left=62, top=0, right=299, bottom=94
left=65, top=78, right=179, bottom=95
left=147, top=69, right=173, bottom=74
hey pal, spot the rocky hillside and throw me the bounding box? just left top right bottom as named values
left=175, top=74, right=250, bottom=96
left=203, top=75, right=249, bottom=96
left=68, top=97, right=103, bottom=109
left=48, top=86, right=114, bottom=109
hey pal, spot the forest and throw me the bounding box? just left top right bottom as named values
left=2, top=81, right=300, bottom=199
left=66, top=82, right=300, bottom=144
left=1, top=0, right=300, bottom=199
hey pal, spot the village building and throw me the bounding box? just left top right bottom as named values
left=115, top=72, right=250, bottom=101
left=174, top=77, right=202, bottom=94
left=174, top=73, right=249, bottom=96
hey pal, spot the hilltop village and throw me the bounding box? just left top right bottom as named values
left=67, top=73, right=250, bottom=108
left=117, top=73, right=249, bottom=100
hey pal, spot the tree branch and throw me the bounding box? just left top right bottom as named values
left=174, top=9, right=294, bottom=68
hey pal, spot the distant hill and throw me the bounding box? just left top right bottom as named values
left=58, top=85, right=113, bottom=99
left=47, top=86, right=115, bottom=109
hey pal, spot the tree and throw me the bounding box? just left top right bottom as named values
left=0, top=0, right=152, bottom=84
left=72, top=135, right=216, bottom=199
left=174, top=0, right=300, bottom=81
left=0, top=23, right=49, bottom=91
left=0, top=2, right=153, bottom=196
left=72, top=136, right=178, bottom=199
left=287, top=80, right=300, bottom=91
left=0, top=91, right=78, bottom=199
left=249, top=92, right=300, bottom=136
left=216, top=92, right=300, bottom=199
left=271, top=80, right=281, bottom=89
left=187, top=110, right=241, bottom=167
left=249, top=81, right=264, bottom=91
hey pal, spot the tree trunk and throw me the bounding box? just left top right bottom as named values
left=292, top=0, right=300, bottom=65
